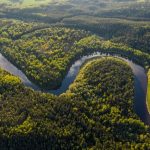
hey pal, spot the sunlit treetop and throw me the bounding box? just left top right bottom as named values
left=0, top=0, right=68, bottom=7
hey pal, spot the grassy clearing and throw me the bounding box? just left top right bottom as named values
left=0, top=0, right=67, bottom=7
left=147, top=69, right=150, bottom=113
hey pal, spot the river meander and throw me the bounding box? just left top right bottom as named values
left=0, top=52, right=149, bottom=125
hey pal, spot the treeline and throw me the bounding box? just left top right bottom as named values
left=62, top=16, right=150, bottom=53
left=1, top=0, right=150, bottom=25
left=0, top=19, right=48, bottom=39
left=0, top=58, right=150, bottom=149
left=76, top=35, right=150, bottom=69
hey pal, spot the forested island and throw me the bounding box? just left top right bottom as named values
left=0, top=0, right=150, bottom=149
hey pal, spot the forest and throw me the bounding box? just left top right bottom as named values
left=1, top=21, right=150, bottom=89
left=0, top=58, right=150, bottom=149
left=0, top=0, right=150, bottom=149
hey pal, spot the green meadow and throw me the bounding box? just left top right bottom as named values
left=0, top=0, right=67, bottom=7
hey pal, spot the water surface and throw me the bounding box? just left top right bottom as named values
left=0, top=52, right=149, bottom=124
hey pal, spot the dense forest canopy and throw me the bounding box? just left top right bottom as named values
left=0, top=0, right=150, bottom=149
left=0, top=58, right=150, bottom=149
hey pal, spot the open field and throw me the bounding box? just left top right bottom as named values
left=0, top=0, right=67, bottom=7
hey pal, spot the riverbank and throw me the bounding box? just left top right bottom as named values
left=147, top=70, right=150, bottom=113
left=1, top=54, right=150, bottom=149
left=1, top=52, right=149, bottom=124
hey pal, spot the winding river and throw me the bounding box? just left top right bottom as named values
left=0, top=52, right=150, bottom=125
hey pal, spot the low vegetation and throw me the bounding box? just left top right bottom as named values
left=147, top=70, right=150, bottom=112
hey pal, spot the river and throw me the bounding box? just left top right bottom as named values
left=0, top=52, right=149, bottom=125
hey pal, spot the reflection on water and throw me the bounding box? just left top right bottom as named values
left=0, top=52, right=149, bottom=125
left=0, top=53, right=39, bottom=89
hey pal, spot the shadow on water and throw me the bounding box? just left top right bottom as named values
left=0, top=52, right=150, bottom=125
left=135, top=76, right=150, bottom=124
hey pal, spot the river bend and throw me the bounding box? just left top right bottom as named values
left=0, top=52, right=149, bottom=124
